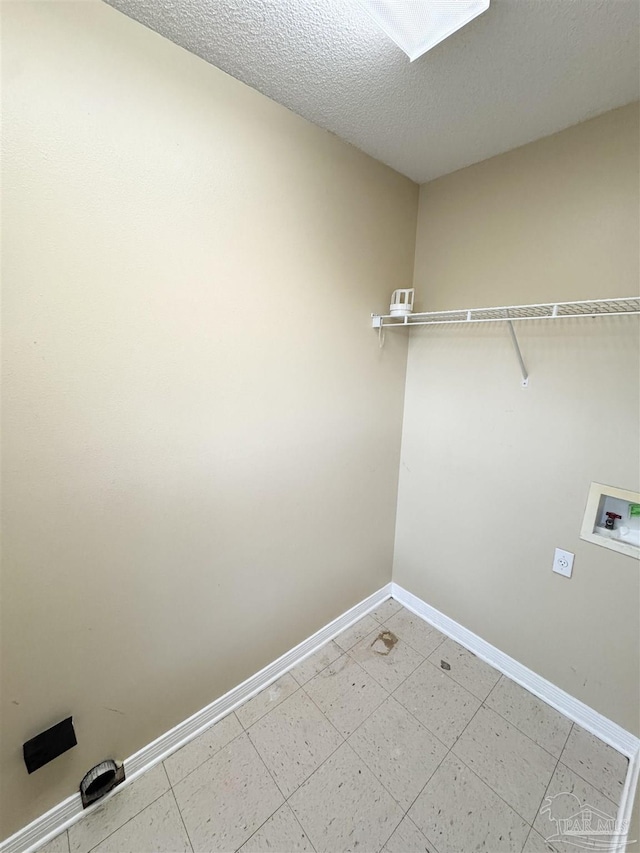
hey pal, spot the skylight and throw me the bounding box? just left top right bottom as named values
left=357, top=1, right=490, bottom=61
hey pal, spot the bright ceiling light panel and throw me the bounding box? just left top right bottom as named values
left=358, top=1, right=490, bottom=61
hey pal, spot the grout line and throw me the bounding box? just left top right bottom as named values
left=447, top=692, right=484, bottom=748
left=245, top=704, right=308, bottom=803
left=240, top=675, right=349, bottom=816
left=393, top=815, right=445, bottom=853
left=416, top=691, right=548, bottom=830
left=521, top=826, right=554, bottom=853
left=375, top=816, right=404, bottom=852
left=235, top=676, right=300, bottom=731
left=193, top=705, right=327, bottom=853
left=411, top=820, right=445, bottom=853
left=168, top=788, right=194, bottom=853
left=338, top=645, right=454, bottom=814
left=521, top=826, right=536, bottom=853
left=385, top=617, right=448, bottom=661
left=390, top=590, right=639, bottom=761
left=173, top=651, right=617, bottom=853
left=244, top=685, right=350, bottom=805
left=478, top=701, right=568, bottom=764
left=552, top=758, right=622, bottom=811
left=483, top=676, right=577, bottom=764
left=419, top=654, right=482, bottom=694
left=221, top=630, right=581, bottom=853
left=344, top=624, right=426, bottom=693
left=345, top=718, right=439, bottom=821
left=282, top=734, right=346, bottom=807
left=398, top=746, right=449, bottom=819
left=329, top=741, right=404, bottom=853
left=449, top=746, right=536, bottom=831
left=446, top=701, right=553, bottom=828
left=258, top=672, right=397, bottom=816
left=289, top=640, right=344, bottom=688
left=316, top=655, right=392, bottom=731
left=242, top=737, right=288, bottom=821
left=388, top=659, right=470, bottom=752
left=524, top=725, right=568, bottom=853
left=240, top=683, right=303, bottom=731
left=333, top=627, right=378, bottom=655
left=272, top=622, right=603, bottom=848
left=426, top=643, right=503, bottom=703
left=476, top=696, right=628, bottom=810
left=368, top=601, right=403, bottom=626
left=400, top=740, right=453, bottom=819
left=556, top=715, right=574, bottom=757
left=222, top=801, right=278, bottom=851
left=316, top=644, right=457, bottom=849
left=556, top=728, right=628, bottom=808
left=484, top=672, right=505, bottom=705
left=287, top=804, right=318, bottom=853
left=168, top=711, right=245, bottom=781
left=169, top=655, right=455, bottom=852
left=167, top=725, right=248, bottom=788
left=198, top=671, right=349, bottom=839
left=81, top=783, right=173, bottom=853
left=300, top=684, right=347, bottom=744
left=299, top=683, right=348, bottom=744
left=344, top=691, right=453, bottom=828
left=436, top=663, right=581, bottom=772
left=368, top=617, right=485, bottom=708
left=388, top=686, right=450, bottom=752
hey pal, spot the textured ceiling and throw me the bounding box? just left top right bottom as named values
left=104, top=0, right=639, bottom=183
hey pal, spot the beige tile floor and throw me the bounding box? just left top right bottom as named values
left=37, top=600, right=629, bottom=853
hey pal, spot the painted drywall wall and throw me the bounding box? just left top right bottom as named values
left=0, top=1, right=417, bottom=835
left=394, top=105, right=640, bottom=735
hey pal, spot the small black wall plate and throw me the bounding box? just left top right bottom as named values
left=23, top=717, right=77, bottom=773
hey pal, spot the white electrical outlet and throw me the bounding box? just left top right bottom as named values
left=553, top=548, right=574, bottom=578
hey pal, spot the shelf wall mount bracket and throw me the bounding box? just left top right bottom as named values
left=371, top=314, right=385, bottom=348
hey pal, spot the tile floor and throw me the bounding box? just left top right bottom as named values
left=37, top=600, right=629, bottom=853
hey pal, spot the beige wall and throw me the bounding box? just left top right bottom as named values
left=0, top=1, right=417, bottom=835
left=2, top=0, right=638, bottom=840
left=395, top=105, right=640, bottom=738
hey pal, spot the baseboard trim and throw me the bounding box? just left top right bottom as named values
left=4, top=582, right=638, bottom=853
left=1, top=584, right=392, bottom=853
left=391, top=582, right=640, bottom=848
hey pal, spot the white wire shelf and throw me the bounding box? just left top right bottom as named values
left=371, top=297, right=640, bottom=329
left=371, top=297, right=640, bottom=388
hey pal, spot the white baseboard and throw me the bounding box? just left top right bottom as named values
left=1, top=584, right=392, bottom=853
left=4, top=581, right=638, bottom=853
left=391, top=582, right=640, bottom=850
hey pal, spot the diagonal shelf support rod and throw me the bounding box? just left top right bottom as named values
left=506, top=319, right=529, bottom=387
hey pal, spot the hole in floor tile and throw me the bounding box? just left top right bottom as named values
left=370, top=631, right=398, bottom=656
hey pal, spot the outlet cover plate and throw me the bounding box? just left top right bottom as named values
left=553, top=548, right=574, bottom=578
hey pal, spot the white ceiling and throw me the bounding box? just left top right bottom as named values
left=105, top=0, right=639, bottom=183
